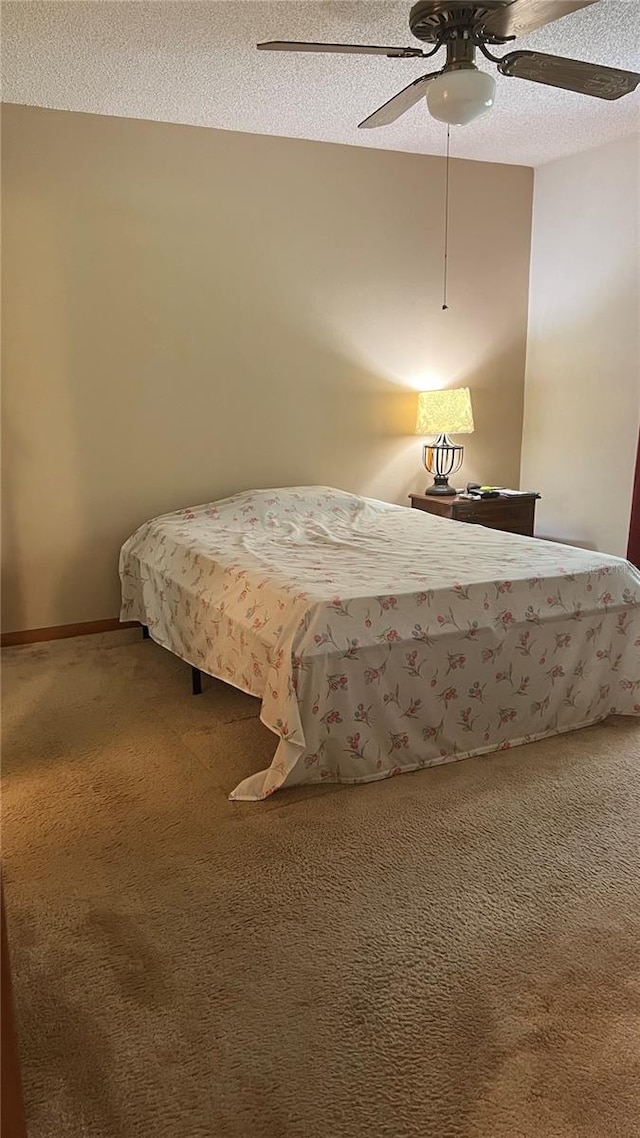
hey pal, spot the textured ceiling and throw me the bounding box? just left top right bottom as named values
left=2, top=0, right=639, bottom=166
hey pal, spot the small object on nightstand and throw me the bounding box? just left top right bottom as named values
left=410, top=490, right=541, bottom=537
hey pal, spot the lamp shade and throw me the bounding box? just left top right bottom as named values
left=415, top=387, right=474, bottom=435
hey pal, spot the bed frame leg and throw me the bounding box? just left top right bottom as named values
left=191, top=667, right=202, bottom=696
left=141, top=625, right=150, bottom=640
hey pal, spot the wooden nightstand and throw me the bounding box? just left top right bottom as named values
left=409, top=492, right=540, bottom=537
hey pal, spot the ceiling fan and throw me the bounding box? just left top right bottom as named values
left=257, top=0, right=640, bottom=128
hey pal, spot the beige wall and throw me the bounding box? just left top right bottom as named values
left=1, top=104, right=532, bottom=632
left=521, top=134, right=640, bottom=557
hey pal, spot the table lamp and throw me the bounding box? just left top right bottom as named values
left=415, top=387, right=474, bottom=496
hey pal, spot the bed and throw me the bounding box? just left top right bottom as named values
left=120, top=487, right=640, bottom=800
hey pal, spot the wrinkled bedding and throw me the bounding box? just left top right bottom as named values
left=120, top=487, right=640, bottom=799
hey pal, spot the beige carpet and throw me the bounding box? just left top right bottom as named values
left=2, top=631, right=640, bottom=1138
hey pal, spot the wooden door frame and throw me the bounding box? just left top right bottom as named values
left=1, top=878, right=27, bottom=1138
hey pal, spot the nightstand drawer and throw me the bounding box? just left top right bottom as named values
left=410, top=492, right=539, bottom=537
left=453, top=500, right=534, bottom=529
left=451, top=502, right=480, bottom=520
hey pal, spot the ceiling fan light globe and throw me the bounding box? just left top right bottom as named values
left=426, top=68, right=496, bottom=126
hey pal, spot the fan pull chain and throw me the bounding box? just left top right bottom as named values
left=442, top=125, right=451, bottom=311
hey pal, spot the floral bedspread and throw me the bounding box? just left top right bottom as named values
left=120, top=487, right=640, bottom=800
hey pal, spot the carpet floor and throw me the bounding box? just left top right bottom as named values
left=2, top=630, right=640, bottom=1138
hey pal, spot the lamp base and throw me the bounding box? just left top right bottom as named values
left=424, top=475, right=457, bottom=497
left=421, top=436, right=464, bottom=498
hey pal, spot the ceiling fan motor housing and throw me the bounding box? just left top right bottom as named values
left=409, top=1, right=509, bottom=43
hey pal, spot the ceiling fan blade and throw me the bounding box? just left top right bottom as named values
left=480, top=0, right=599, bottom=38
left=257, top=41, right=427, bottom=59
left=498, top=50, right=640, bottom=99
left=358, top=71, right=443, bottom=128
